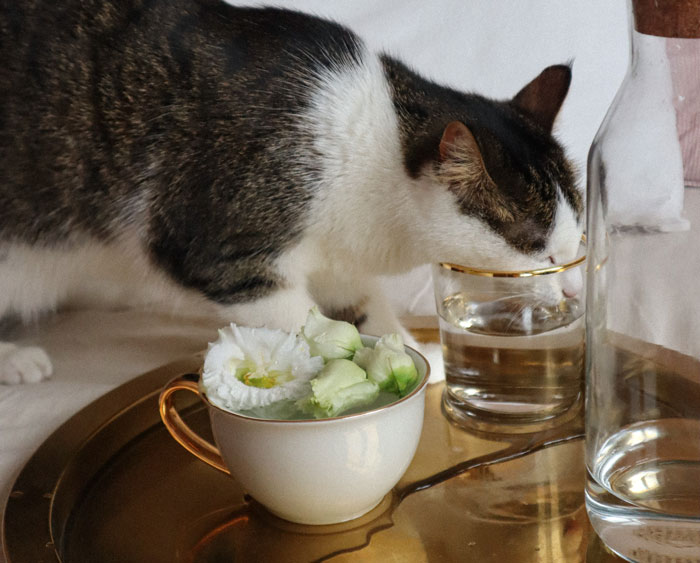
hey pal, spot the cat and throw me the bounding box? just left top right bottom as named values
left=0, top=0, right=583, bottom=384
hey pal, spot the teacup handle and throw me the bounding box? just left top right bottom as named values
left=158, top=373, right=230, bottom=475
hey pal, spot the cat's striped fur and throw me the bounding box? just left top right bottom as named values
left=0, top=0, right=582, bottom=383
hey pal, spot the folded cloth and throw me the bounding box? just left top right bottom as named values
left=599, top=31, right=689, bottom=232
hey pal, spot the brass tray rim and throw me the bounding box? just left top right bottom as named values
left=1, top=355, right=202, bottom=563
left=2, top=350, right=588, bottom=562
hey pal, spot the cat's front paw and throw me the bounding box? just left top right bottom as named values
left=0, top=344, right=53, bottom=384
left=418, top=342, right=445, bottom=384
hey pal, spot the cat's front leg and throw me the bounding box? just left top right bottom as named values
left=358, top=290, right=417, bottom=348
left=219, top=285, right=317, bottom=333
left=358, top=295, right=445, bottom=385
left=310, top=275, right=417, bottom=348
left=311, top=275, right=445, bottom=382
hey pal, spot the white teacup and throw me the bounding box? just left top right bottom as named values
left=159, top=335, right=430, bottom=525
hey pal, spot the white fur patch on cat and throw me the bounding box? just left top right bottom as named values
left=0, top=238, right=215, bottom=384
left=548, top=192, right=582, bottom=264
left=0, top=343, right=53, bottom=384
left=0, top=238, right=214, bottom=323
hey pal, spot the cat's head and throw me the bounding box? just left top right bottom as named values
left=415, top=65, right=583, bottom=286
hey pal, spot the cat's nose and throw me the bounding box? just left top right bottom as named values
left=563, top=288, right=578, bottom=298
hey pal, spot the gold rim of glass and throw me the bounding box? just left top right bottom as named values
left=439, top=238, right=586, bottom=278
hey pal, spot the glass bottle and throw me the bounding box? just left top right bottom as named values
left=585, top=0, right=700, bottom=560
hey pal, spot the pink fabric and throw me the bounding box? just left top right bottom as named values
left=667, top=38, right=700, bottom=187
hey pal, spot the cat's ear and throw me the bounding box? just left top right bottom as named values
left=439, top=121, right=483, bottom=164
left=437, top=121, right=513, bottom=222
left=438, top=121, right=496, bottom=188
left=512, top=64, right=571, bottom=131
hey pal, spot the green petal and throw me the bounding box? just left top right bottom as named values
left=302, top=306, right=363, bottom=360
left=298, top=358, right=379, bottom=418
left=352, top=334, right=419, bottom=397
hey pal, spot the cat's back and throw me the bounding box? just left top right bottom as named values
left=0, top=0, right=388, bottom=320
left=0, top=0, right=368, bottom=244
left=0, top=0, right=364, bottom=156
left=0, top=0, right=362, bottom=116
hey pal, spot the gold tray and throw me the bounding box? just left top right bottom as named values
left=2, top=355, right=624, bottom=562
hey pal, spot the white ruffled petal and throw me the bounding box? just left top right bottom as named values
left=201, top=324, right=323, bottom=412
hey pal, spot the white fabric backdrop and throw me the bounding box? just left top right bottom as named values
left=0, top=3, right=630, bottom=559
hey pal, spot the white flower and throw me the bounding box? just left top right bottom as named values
left=201, top=324, right=324, bottom=412
left=301, top=306, right=363, bottom=360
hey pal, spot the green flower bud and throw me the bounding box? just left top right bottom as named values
left=353, top=333, right=418, bottom=397
left=298, top=358, right=379, bottom=418
left=302, top=306, right=363, bottom=361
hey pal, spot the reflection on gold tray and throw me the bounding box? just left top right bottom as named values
left=2, top=353, right=626, bottom=562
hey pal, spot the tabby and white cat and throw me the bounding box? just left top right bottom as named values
left=0, top=0, right=583, bottom=384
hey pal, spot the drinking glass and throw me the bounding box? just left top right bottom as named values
left=433, top=245, right=586, bottom=434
